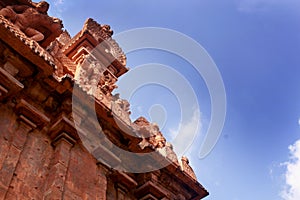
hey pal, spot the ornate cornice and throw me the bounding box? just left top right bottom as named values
left=62, top=18, right=126, bottom=67
left=0, top=15, right=56, bottom=67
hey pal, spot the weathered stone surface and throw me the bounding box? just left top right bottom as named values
left=0, top=0, right=63, bottom=47
left=0, top=0, right=208, bottom=199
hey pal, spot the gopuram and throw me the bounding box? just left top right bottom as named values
left=0, top=0, right=208, bottom=199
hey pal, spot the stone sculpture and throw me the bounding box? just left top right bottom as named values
left=0, top=1, right=62, bottom=42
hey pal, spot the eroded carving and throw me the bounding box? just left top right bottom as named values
left=133, top=117, right=166, bottom=150
left=80, top=18, right=126, bottom=66
left=83, top=19, right=113, bottom=40
left=112, top=96, right=132, bottom=126
left=165, top=142, right=178, bottom=163
left=0, top=1, right=63, bottom=43
left=75, top=60, right=103, bottom=95
left=180, top=156, right=197, bottom=180
left=99, top=70, right=117, bottom=96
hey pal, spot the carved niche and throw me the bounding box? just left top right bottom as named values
left=74, top=55, right=118, bottom=100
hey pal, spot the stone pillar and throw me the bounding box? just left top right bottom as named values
left=43, top=135, right=74, bottom=200
left=96, top=164, right=109, bottom=200
left=43, top=116, right=77, bottom=200
left=0, top=118, right=34, bottom=199
left=0, top=99, right=49, bottom=199
left=0, top=65, right=25, bottom=198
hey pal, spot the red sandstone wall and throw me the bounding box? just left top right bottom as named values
left=0, top=104, right=107, bottom=200
left=0, top=2, right=208, bottom=198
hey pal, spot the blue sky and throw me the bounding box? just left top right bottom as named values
left=47, top=0, right=300, bottom=199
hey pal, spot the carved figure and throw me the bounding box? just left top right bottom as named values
left=149, top=132, right=166, bottom=148
left=180, top=156, right=197, bottom=180
left=0, top=1, right=62, bottom=42
left=112, top=98, right=131, bottom=126
left=114, top=98, right=131, bottom=115
left=99, top=71, right=117, bottom=96
left=134, top=117, right=166, bottom=149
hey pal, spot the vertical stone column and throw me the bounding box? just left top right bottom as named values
left=0, top=99, right=49, bottom=199
left=0, top=65, right=25, bottom=198
left=108, top=170, right=137, bottom=200
left=43, top=135, right=74, bottom=200
left=0, top=117, right=34, bottom=199
left=43, top=116, right=77, bottom=200
left=96, top=164, right=109, bottom=200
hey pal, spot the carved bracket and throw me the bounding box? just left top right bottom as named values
left=15, top=99, right=50, bottom=129
left=111, top=171, right=138, bottom=190
left=49, top=115, right=78, bottom=147
left=0, top=67, right=24, bottom=101
left=134, top=181, right=167, bottom=200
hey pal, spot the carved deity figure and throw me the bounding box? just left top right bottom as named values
left=99, top=71, right=117, bottom=96
left=149, top=132, right=166, bottom=148
left=0, top=1, right=62, bottom=42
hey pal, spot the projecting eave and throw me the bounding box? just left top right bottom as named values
left=61, top=18, right=128, bottom=78
left=0, top=16, right=55, bottom=76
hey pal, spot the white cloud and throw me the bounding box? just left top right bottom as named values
left=281, top=140, right=300, bottom=200
left=54, top=0, right=64, bottom=6
left=169, top=109, right=201, bottom=157
left=50, top=0, right=66, bottom=18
